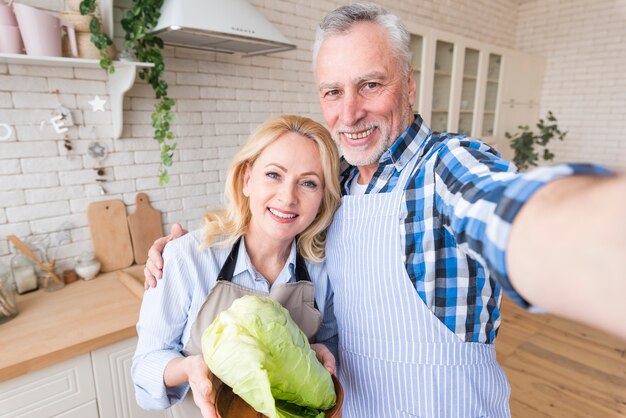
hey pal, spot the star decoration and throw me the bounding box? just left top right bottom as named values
left=88, top=96, right=106, bottom=112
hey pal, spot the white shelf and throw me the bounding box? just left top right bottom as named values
left=0, top=53, right=153, bottom=139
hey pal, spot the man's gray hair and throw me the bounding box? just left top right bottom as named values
left=312, top=3, right=412, bottom=77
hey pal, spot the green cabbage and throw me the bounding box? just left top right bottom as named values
left=201, top=295, right=336, bottom=418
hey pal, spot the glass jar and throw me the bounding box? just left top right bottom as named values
left=11, top=251, right=38, bottom=294
left=75, top=252, right=101, bottom=281
left=0, top=261, right=18, bottom=324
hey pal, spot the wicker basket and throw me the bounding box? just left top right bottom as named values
left=60, top=11, right=92, bottom=33
left=63, top=31, right=116, bottom=60
left=65, top=0, right=82, bottom=13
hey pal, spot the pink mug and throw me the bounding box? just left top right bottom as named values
left=13, top=2, right=77, bottom=57
left=0, top=23, right=24, bottom=53
left=0, top=2, right=18, bottom=26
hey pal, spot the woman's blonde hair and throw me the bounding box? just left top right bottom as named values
left=202, top=115, right=341, bottom=262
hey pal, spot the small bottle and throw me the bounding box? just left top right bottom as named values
left=11, top=251, right=38, bottom=294
left=0, top=260, right=18, bottom=324
left=75, top=252, right=101, bottom=281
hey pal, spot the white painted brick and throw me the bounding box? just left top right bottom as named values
left=165, top=58, right=200, bottom=73
left=0, top=92, right=12, bottom=108
left=30, top=213, right=88, bottom=235
left=74, top=68, right=108, bottom=80
left=58, top=169, right=95, bottom=186
left=134, top=150, right=162, bottom=164
left=7, top=201, right=69, bottom=223
left=0, top=159, right=20, bottom=175
left=0, top=209, right=5, bottom=224
left=217, top=100, right=251, bottom=112
left=25, top=186, right=84, bottom=205
left=166, top=184, right=206, bottom=199
left=0, top=190, right=25, bottom=206
left=136, top=174, right=180, bottom=191
left=49, top=79, right=107, bottom=95
left=0, top=222, right=31, bottom=239
left=180, top=170, right=219, bottom=186
left=0, top=75, right=48, bottom=92
left=154, top=199, right=184, bottom=212
left=200, top=87, right=237, bottom=100
left=236, top=89, right=270, bottom=101
left=218, top=75, right=253, bottom=89
left=169, top=86, right=201, bottom=99
left=114, top=163, right=161, bottom=180
left=176, top=100, right=218, bottom=112
left=21, top=156, right=83, bottom=174
left=167, top=160, right=203, bottom=175
left=177, top=73, right=217, bottom=86
left=0, top=140, right=58, bottom=159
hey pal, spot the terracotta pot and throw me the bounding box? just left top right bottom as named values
left=59, top=11, right=91, bottom=33
left=63, top=30, right=116, bottom=59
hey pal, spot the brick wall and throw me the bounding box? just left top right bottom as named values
left=5, top=0, right=612, bottom=271
left=516, top=0, right=626, bottom=167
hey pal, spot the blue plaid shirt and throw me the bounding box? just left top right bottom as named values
left=339, top=115, right=610, bottom=343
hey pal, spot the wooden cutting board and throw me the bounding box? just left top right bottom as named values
left=127, top=192, right=163, bottom=265
left=87, top=199, right=134, bottom=272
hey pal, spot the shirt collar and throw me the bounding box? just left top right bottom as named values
left=339, top=114, right=432, bottom=193
left=234, top=236, right=297, bottom=283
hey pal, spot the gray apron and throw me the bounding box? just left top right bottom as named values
left=171, top=239, right=322, bottom=418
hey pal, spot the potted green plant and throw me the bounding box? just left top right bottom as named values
left=506, top=111, right=567, bottom=171
left=79, top=0, right=176, bottom=185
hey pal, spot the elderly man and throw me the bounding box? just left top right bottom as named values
left=144, top=3, right=625, bottom=417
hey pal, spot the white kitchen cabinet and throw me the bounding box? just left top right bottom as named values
left=0, top=338, right=170, bottom=418
left=92, top=337, right=172, bottom=418
left=0, top=353, right=97, bottom=418
left=408, top=23, right=544, bottom=154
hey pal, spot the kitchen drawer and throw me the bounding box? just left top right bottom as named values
left=0, top=353, right=96, bottom=418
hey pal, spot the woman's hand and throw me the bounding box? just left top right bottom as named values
left=185, top=355, right=218, bottom=418
left=311, top=343, right=336, bottom=375
left=164, top=355, right=218, bottom=418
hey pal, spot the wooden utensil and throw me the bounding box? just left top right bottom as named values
left=127, top=193, right=163, bottom=265
left=117, top=270, right=145, bottom=300
left=87, top=199, right=134, bottom=272
left=7, top=235, right=64, bottom=287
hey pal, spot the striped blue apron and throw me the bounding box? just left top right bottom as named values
left=326, top=150, right=511, bottom=417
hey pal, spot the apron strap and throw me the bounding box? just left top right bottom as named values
left=216, top=237, right=318, bottom=310
left=216, top=237, right=241, bottom=281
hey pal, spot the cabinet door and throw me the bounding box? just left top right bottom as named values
left=493, top=49, right=545, bottom=159
left=91, top=337, right=171, bottom=418
left=0, top=354, right=97, bottom=418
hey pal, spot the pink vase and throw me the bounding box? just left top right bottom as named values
left=13, top=2, right=77, bottom=57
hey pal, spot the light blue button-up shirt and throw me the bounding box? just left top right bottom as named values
left=131, top=229, right=337, bottom=410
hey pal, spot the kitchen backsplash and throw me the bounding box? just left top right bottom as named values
left=1, top=0, right=624, bottom=272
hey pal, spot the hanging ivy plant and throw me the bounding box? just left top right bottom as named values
left=79, top=0, right=115, bottom=73
left=80, top=0, right=176, bottom=185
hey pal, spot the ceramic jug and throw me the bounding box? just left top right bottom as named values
left=13, top=2, right=77, bottom=57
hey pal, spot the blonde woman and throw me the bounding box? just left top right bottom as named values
left=132, top=115, right=341, bottom=418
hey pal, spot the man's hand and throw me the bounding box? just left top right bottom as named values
left=311, top=343, right=337, bottom=375
left=144, top=223, right=187, bottom=289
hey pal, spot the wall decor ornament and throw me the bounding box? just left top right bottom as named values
left=88, top=95, right=106, bottom=112
left=0, top=123, right=13, bottom=141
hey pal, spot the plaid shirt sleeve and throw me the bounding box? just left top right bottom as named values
left=432, top=136, right=613, bottom=308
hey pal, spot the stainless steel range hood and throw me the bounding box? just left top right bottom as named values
left=152, top=0, right=296, bottom=56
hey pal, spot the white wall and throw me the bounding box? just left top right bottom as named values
left=516, top=0, right=626, bottom=166
left=0, top=0, right=564, bottom=270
